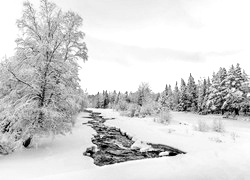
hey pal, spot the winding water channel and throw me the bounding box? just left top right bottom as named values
left=83, top=110, right=186, bottom=166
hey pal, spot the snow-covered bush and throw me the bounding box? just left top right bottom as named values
left=155, top=109, right=171, bottom=124
left=196, top=120, right=210, bottom=132
left=115, top=100, right=129, bottom=111
left=139, top=104, right=153, bottom=117
left=139, top=102, right=161, bottom=117
left=212, top=119, right=225, bottom=132
left=127, top=103, right=141, bottom=117
left=230, top=132, right=238, bottom=142
left=209, top=137, right=223, bottom=143
left=0, top=134, right=16, bottom=154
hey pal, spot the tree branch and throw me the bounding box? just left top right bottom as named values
left=7, top=69, right=37, bottom=92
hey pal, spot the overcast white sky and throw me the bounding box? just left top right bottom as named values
left=1, top=0, right=250, bottom=94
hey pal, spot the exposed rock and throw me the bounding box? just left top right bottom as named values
left=83, top=110, right=186, bottom=166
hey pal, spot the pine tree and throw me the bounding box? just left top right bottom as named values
left=209, top=67, right=227, bottom=114
left=155, top=93, right=161, bottom=102
left=222, top=64, right=245, bottom=115
left=167, top=85, right=174, bottom=110
left=178, top=79, right=188, bottom=111
left=115, top=92, right=120, bottom=105
left=173, top=82, right=180, bottom=110
left=241, top=70, right=250, bottom=114
left=124, top=91, right=130, bottom=103
left=165, top=85, right=169, bottom=97
left=94, top=92, right=101, bottom=108
left=207, top=77, right=211, bottom=88
left=103, top=90, right=109, bottom=108
left=159, top=84, right=168, bottom=108
left=197, top=78, right=207, bottom=112
left=186, top=73, right=197, bottom=111
left=109, top=90, right=117, bottom=107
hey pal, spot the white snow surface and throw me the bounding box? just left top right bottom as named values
left=1, top=109, right=250, bottom=180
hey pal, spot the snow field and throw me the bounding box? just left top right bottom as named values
left=0, top=112, right=95, bottom=180
left=1, top=109, right=250, bottom=180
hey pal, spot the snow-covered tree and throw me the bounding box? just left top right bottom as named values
left=186, top=73, right=197, bottom=111
left=197, top=78, right=207, bottom=112
left=208, top=68, right=227, bottom=114
left=124, top=91, right=130, bottom=103
left=221, top=64, right=246, bottom=115
left=178, top=79, right=188, bottom=111
left=0, top=0, right=87, bottom=148
left=200, top=77, right=211, bottom=113
left=240, top=70, right=250, bottom=114
left=136, top=82, right=152, bottom=106
left=159, top=84, right=174, bottom=110
left=103, top=90, right=109, bottom=108
left=115, top=92, right=120, bottom=105
left=167, top=85, right=174, bottom=110
left=159, top=84, right=168, bottom=108
left=109, top=90, right=117, bottom=107
left=172, top=82, right=180, bottom=110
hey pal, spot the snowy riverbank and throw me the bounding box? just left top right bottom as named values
left=1, top=109, right=250, bottom=180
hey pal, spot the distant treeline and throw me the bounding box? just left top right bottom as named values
left=87, top=63, right=250, bottom=117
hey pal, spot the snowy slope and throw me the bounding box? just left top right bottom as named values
left=1, top=109, right=250, bottom=180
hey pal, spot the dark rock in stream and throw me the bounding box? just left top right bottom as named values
left=83, top=110, right=186, bottom=166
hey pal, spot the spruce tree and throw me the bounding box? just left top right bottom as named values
left=186, top=73, right=197, bottom=111
left=115, top=92, right=120, bottom=105
left=197, top=79, right=207, bottom=112
left=155, top=93, right=161, bottom=102
left=124, top=91, right=130, bottom=103
left=241, top=70, right=250, bottom=114
left=103, top=90, right=109, bottom=108
left=159, top=84, right=169, bottom=108
left=95, top=92, right=101, bottom=108
left=167, top=85, right=174, bottom=110
left=222, top=64, right=245, bottom=115
left=201, top=76, right=212, bottom=113
left=109, top=90, right=117, bottom=107
left=209, top=67, right=227, bottom=114
left=173, top=82, right=180, bottom=110
left=178, top=79, right=188, bottom=111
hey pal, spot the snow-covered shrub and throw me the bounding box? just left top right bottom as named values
left=115, top=100, right=129, bottom=111
left=209, top=137, right=223, bottom=143
left=127, top=103, right=141, bottom=117
left=139, top=104, right=153, bottom=117
left=150, top=101, right=161, bottom=114
left=139, top=101, right=160, bottom=117
left=230, top=132, right=238, bottom=142
left=155, top=109, right=171, bottom=124
left=120, top=111, right=131, bottom=117
left=212, top=119, right=225, bottom=132
left=196, top=120, right=210, bottom=132
left=0, top=135, right=16, bottom=155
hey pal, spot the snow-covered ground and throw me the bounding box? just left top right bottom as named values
left=0, top=112, right=96, bottom=180
left=1, top=109, right=250, bottom=180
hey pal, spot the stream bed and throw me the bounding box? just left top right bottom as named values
left=83, top=110, right=186, bottom=166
